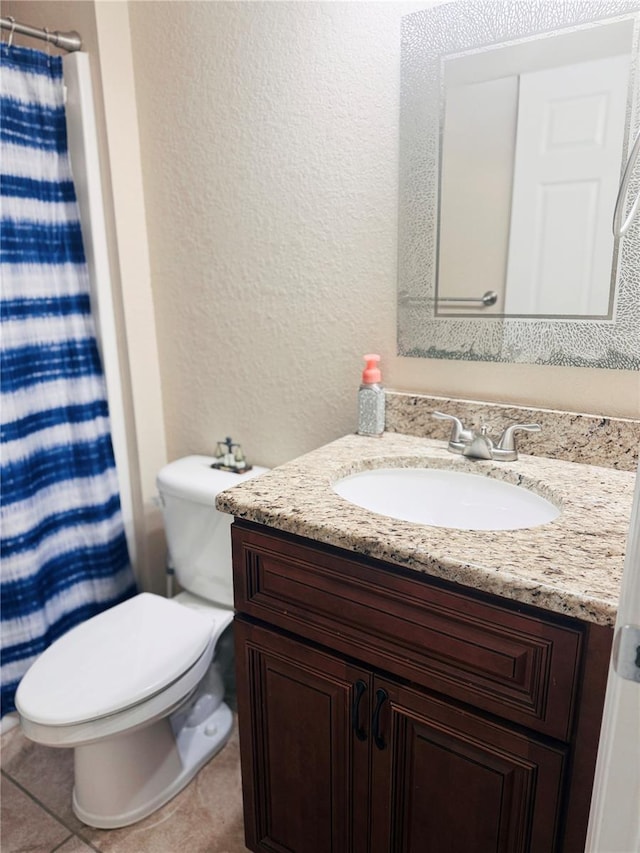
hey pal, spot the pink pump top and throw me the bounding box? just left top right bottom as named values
left=361, top=354, right=382, bottom=385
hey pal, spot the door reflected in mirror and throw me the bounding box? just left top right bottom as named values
left=398, top=0, right=640, bottom=369
left=438, top=19, right=634, bottom=319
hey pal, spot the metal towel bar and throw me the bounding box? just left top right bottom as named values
left=437, top=290, right=498, bottom=307
left=398, top=290, right=498, bottom=308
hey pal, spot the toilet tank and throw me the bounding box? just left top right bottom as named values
left=156, top=456, right=268, bottom=607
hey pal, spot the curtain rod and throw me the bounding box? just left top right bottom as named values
left=1, top=16, right=82, bottom=53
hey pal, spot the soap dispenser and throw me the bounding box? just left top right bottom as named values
left=357, top=354, right=385, bottom=436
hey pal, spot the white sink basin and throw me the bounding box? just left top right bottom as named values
left=333, top=467, right=560, bottom=531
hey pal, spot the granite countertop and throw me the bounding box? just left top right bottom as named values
left=216, top=432, right=636, bottom=626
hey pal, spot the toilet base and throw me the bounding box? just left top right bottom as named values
left=72, top=701, right=234, bottom=828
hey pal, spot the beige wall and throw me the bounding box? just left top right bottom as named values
left=127, top=0, right=418, bottom=468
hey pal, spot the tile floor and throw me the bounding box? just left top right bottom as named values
left=1, top=718, right=250, bottom=852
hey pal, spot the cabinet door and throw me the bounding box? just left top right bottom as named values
left=370, top=678, right=567, bottom=853
left=235, top=618, right=371, bottom=853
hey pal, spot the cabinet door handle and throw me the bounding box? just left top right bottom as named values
left=372, top=688, right=388, bottom=750
left=351, top=679, right=367, bottom=741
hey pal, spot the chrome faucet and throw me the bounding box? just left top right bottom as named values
left=433, top=411, right=541, bottom=461
left=462, top=424, right=494, bottom=460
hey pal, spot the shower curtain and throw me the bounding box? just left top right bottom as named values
left=0, top=43, right=136, bottom=717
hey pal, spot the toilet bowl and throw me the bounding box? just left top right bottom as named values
left=16, top=592, right=233, bottom=828
left=15, top=456, right=268, bottom=829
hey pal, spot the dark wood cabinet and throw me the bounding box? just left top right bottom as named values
left=235, top=620, right=369, bottom=853
left=232, top=521, right=612, bottom=853
left=369, top=678, right=565, bottom=853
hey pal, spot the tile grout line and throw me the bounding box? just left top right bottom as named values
left=48, top=832, right=73, bottom=852
left=1, top=769, right=102, bottom=852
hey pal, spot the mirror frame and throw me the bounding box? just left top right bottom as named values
left=398, top=0, right=640, bottom=370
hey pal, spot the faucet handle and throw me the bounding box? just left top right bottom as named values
left=496, top=423, right=541, bottom=453
left=432, top=411, right=474, bottom=453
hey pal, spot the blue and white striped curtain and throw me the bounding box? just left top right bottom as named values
left=0, top=44, right=136, bottom=717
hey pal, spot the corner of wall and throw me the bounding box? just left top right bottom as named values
left=92, top=0, right=168, bottom=594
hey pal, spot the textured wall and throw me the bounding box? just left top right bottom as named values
left=128, top=1, right=639, bottom=469
left=128, top=1, right=417, bottom=467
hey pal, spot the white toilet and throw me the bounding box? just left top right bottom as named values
left=15, top=455, right=267, bottom=829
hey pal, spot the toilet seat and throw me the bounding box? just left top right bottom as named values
left=18, top=630, right=218, bottom=748
left=15, top=593, right=225, bottom=744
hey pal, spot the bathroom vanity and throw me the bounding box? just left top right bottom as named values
left=218, top=424, right=636, bottom=853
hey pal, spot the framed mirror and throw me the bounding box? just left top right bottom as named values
left=398, top=0, right=640, bottom=369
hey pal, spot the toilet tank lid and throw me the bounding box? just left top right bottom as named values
left=16, top=593, right=215, bottom=727
left=157, top=455, right=269, bottom=505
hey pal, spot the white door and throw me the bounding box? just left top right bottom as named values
left=505, top=55, right=629, bottom=316
left=586, top=464, right=640, bottom=853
